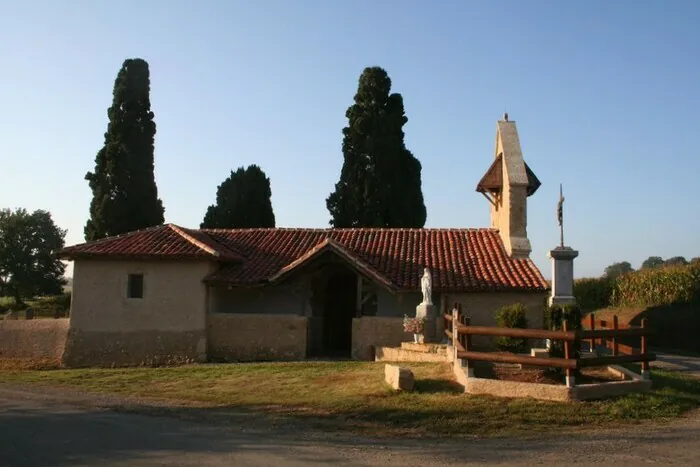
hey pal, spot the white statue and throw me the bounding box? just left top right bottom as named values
left=420, top=268, right=433, bottom=305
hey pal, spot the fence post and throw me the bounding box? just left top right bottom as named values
left=563, top=321, right=576, bottom=388
left=462, top=316, right=474, bottom=377
left=589, top=313, right=595, bottom=352
left=451, top=307, right=459, bottom=363
left=641, top=318, right=650, bottom=380
left=612, top=315, right=619, bottom=356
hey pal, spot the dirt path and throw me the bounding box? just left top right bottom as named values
left=1, top=383, right=700, bottom=466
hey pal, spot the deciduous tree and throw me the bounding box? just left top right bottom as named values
left=603, top=261, right=634, bottom=279
left=641, top=256, right=664, bottom=269
left=0, top=208, right=66, bottom=305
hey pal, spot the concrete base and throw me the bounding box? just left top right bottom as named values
left=375, top=342, right=451, bottom=363
left=416, top=303, right=437, bottom=343
left=384, top=364, right=415, bottom=391
left=453, top=362, right=653, bottom=402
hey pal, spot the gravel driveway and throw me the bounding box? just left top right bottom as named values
left=1, top=383, right=700, bottom=466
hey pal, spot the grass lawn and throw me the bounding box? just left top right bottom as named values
left=2, top=360, right=700, bottom=438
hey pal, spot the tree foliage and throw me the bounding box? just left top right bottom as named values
left=201, top=165, right=275, bottom=229
left=85, top=58, right=165, bottom=241
left=326, top=66, right=426, bottom=228
left=664, top=256, right=688, bottom=267
left=641, top=256, right=664, bottom=269
left=603, top=261, right=634, bottom=279
left=0, top=208, right=66, bottom=304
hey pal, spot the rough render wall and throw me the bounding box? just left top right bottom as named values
left=209, top=284, right=307, bottom=315
left=351, top=316, right=413, bottom=360
left=63, top=259, right=215, bottom=367
left=0, top=319, right=69, bottom=362
left=375, top=290, right=422, bottom=318
left=447, top=292, right=548, bottom=347
left=208, top=313, right=307, bottom=361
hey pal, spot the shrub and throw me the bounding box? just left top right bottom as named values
left=574, top=277, right=615, bottom=310
left=614, top=263, right=700, bottom=307
left=494, top=303, right=529, bottom=353
left=545, top=303, right=582, bottom=360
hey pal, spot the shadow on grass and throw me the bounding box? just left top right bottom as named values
left=413, top=378, right=463, bottom=394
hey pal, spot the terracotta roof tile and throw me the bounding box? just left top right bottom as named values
left=59, top=225, right=548, bottom=292
left=202, top=228, right=548, bottom=292
left=58, top=224, right=224, bottom=260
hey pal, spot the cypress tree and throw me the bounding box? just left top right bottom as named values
left=84, top=58, right=165, bottom=241
left=200, top=165, right=275, bottom=229
left=326, top=66, right=426, bottom=228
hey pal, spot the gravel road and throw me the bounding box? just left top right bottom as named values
left=1, top=383, right=699, bottom=466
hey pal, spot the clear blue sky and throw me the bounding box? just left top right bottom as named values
left=1, top=0, right=699, bottom=279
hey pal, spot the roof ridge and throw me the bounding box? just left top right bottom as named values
left=169, top=224, right=242, bottom=260
left=198, top=227, right=498, bottom=233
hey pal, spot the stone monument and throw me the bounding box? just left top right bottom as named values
left=416, top=268, right=437, bottom=342
left=548, top=184, right=578, bottom=306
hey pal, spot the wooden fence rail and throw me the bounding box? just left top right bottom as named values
left=443, top=308, right=655, bottom=387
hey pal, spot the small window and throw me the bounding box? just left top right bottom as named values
left=127, top=274, right=144, bottom=299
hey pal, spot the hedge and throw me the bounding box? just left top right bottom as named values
left=573, top=277, right=614, bottom=310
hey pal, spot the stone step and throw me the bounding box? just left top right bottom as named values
left=375, top=345, right=452, bottom=363
left=400, top=342, right=449, bottom=355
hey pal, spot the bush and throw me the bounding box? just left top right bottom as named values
left=574, top=277, right=615, bottom=310
left=545, top=303, right=582, bottom=360
left=615, top=263, right=700, bottom=307
left=494, top=303, right=529, bottom=353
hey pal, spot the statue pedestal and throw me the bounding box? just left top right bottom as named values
left=416, top=303, right=437, bottom=343
left=548, top=246, right=579, bottom=306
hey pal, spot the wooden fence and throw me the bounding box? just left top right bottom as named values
left=444, top=303, right=655, bottom=387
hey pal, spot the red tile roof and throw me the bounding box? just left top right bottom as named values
left=60, top=224, right=548, bottom=292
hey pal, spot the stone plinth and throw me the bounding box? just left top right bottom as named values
left=416, top=303, right=437, bottom=342
left=384, top=364, right=415, bottom=391
left=548, top=247, right=579, bottom=306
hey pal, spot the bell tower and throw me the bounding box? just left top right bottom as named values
left=475, top=113, right=541, bottom=258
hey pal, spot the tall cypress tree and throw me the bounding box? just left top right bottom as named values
left=200, top=165, right=276, bottom=229
left=326, top=66, right=426, bottom=228
left=84, top=58, right=165, bottom=241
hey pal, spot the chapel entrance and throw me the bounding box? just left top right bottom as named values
left=321, top=268, right=356, bottom=357
left=306, top=261, right=358, bottom=359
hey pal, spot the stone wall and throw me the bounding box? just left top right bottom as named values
left=351, top=316, right=414, bottom=360
left=0, top=319, right=69, bottom=362
left=62, top=329, right=205, bottom=367
left=208, top=313, right=308, bottom=361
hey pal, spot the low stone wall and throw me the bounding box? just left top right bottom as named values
left=0, top=319, right=69, bottom=362
left=351, top=317, right=413, bottom=360
left=208, top=313, right=307, bottom=361
left=62, top=329, right=206, bottom=368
